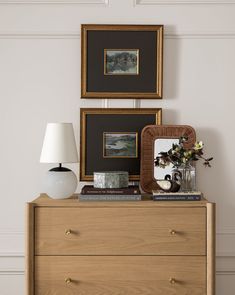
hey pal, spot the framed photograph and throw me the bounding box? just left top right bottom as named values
left=140, top=125, right=196, bottom=193
left=103, top=132, right=138, bottom=158
left=81, top=24, right=163, bottom=99
left=80, top=108, right=162, bottom=181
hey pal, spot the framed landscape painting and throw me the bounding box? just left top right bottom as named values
left=103, top=132, right=138, bottom=158
left=104, top=49, right=139, bottom=75
left=80, top=108, right=162, bottom=181
left=81, top=24, right=164, bottom=99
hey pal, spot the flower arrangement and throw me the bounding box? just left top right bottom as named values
left=154, top=136, right=213, bottom=169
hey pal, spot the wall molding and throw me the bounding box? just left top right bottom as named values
left=0, top=230, right=24, bottom=236
left=217, top=271, right=235, bottom=275
left=0, top=32, right=81, bottom=39
left=102, top=99, right=110, bottom=108
left=0, top=252, right=24, bottom=257
left=0, top=230, right=24, bottom=258
left=217, top=227, right=235, bottom=257
left=0, top=270, right=24, bottom=275
left=135, top=0, right=235, bottom=5
left=0, top=253, right=25, bottom=276
left=133, top=99, right=141, bottom=108
left=1, top=31, right=235, bottom=39
left=166, top=32, right=235, bottom=39
left=217, top=226, right=235, bottom=235
left=0, top=0, right=108, bottom=4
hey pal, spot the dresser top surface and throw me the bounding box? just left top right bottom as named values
left=29, top=194, right=212, bottom=208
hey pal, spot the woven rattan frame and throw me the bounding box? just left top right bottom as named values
left=140, top=125, right=196, bottom=193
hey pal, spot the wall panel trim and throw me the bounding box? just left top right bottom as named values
left=0, top=271, right=24, bottom=275
left=0, top=0, right=108, bottom=4
left=0, top=32, right=81, bottom=39
left=1, top=31, right=235, bottom=39
left=216, top=271, right=235, bottom=275
left=0, top=252, right=24, bottom=257
left=166, top=32, right=235, bottom=39
left=135, top=0, right=235, bottom=5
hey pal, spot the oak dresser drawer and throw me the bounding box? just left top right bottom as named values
left=35, top=256, right=206, bottom=295
left=35, top=207, right=206, bottom=255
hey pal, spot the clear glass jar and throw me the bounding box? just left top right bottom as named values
left=175, top=163, right=196, bottom=192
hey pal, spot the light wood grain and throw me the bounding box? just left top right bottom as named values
left=35, top=256, right=206, bottom=295
left=207, top=202, right=216, bottom=295
left=35, top=207, right=206, bottom=255
left=32, top=193, right=209, bottom=207
left=27, top=195, right=214, bottom=294
left=25, top=203, right=35, bottom=295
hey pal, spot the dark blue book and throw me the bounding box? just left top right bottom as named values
left=152, top=191, right=202, bottom=201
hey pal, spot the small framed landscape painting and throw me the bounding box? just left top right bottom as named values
left=81, top=24, right=163, bottom=99
left=80, top=108, right=162, bottom=181
left=104, top=49, right=139, bottom=75
left=103, top=132, right=138, bottom=158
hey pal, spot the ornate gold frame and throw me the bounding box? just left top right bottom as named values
left=103, top=132, right=138, bottom=158
left=81, top=24, right=163, bottom=99
left=104, top=49, right=139, bottom=76
left=80, top=108, right=162, bottom=181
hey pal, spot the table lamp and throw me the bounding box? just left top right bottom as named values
left=40, top=123, right=78, bottom=199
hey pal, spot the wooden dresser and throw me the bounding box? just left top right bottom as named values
left=26, top=194, right=215, bottom=295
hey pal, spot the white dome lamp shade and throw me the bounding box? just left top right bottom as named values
left=40, top=123, right=78, bottom=199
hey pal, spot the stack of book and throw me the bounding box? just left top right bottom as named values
left=80, top=185, right=141, bottom=201
left=152, top=191, right=202, bottom=201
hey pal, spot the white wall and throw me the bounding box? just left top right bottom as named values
left=0, top=0, right=235, bottom=294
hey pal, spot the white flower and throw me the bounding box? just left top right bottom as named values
left=194, top=141, right=204, bottom=150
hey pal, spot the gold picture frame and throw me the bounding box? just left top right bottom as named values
left=80, top=108, right=162, bottom=181
left=81, top=24, right=163, bottom=99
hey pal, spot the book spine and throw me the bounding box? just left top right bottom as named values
left=79, top=195, right=142, bottom=201
left=81, top=189, right=140, bottom=195
left=153, top=195, right=201, bottom=201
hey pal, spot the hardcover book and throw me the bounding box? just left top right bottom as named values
left=81, top=185, right=140, bottom=195
left=152, top=191, right=202, bottom=201
left=79, top=195, right=142, bottom=201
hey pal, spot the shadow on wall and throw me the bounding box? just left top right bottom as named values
left=196, top=127, right=235, bottom=228
left=163, top=25, right=181, bottom=100
left=161, top=109, right=179, bottom=125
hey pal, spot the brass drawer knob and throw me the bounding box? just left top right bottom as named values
left=169, top=229, right=176, bottom=235
left=65, top=277, right=72, bottom=284
left=169, top=277, right=176, bottom=284
left=65, top=229, right=72, bottom=235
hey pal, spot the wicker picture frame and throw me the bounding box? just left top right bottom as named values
left=140, top=125, right=196, bottom=193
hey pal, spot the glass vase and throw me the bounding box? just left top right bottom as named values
left=177, top=163, right=196, bottom=192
